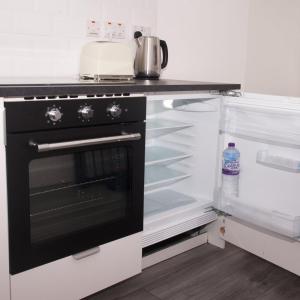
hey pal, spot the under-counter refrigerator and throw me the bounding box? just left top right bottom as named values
left=143, top=92, right=300, bottom=249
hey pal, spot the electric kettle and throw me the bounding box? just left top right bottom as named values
left=134, top=31, right=168, bottom=79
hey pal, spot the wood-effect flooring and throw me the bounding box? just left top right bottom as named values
left=85, top=243, right=300, bottom=300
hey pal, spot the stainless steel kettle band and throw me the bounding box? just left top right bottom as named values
left=30, top=133, right=142, bottom=152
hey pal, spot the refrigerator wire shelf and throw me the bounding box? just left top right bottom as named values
left=145, top=145, right=192, bottom=166
left=146, top=119, right=193, bottom=139
left=144, top=165, right=191, bottom=190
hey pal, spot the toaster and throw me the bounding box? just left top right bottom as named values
left=79, top=41, right=135, bottom=81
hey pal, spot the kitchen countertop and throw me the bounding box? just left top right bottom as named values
left=0, top=77, right=240, bottom=98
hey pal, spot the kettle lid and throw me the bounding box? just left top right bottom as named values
left=134, top=31, right=143, bottom=39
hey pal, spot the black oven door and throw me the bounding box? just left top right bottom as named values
left=6, top=122, right=145, bottom=274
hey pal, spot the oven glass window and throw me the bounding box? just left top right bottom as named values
left=29, top=147, right=129, bottom=244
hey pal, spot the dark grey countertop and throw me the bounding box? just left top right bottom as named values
left=0, top=77, right=240, bottom=97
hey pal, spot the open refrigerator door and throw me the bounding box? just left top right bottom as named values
left=215, top=93, right=300, bottom=239
left=143, top=93, right=222, bottom=248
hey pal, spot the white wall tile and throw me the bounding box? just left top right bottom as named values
left=85, top=0, right=102, bottom=19
left=33, top=36, right=69, bottom=52
left=14, top=12, right=53, bottom=36
left=101, top=0, right=131, bottom=23
left=53, top=15, right=71, bottom=37
left=0, top=34, right=35, bottom=50
left=69, top=0, right=101, bottom=18
left=0, top=56, right=13, bottom=76
left=0, top=0, right=157, bottom=77
left=67, top=16, right=87, bottom=37
left=35, top=0, right=68, bottom=16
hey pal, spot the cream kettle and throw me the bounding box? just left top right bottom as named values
left=134, top=31, right=168, bottom=79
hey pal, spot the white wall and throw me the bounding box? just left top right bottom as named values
left=1, top=0, right=299, bottom=97
left=0, top=0, right=157, bottom=77
left=157, top=0, right=300, bottom=97
left=157, top=0, right=250, bottom=85
left=244, top=0, right=300, bottom=97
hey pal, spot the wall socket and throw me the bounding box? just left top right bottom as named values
left=86, top=20, right=149, bottom=40
left=86, top=19, right=101, bottom=37
left=104, top=21, right=126, bottom=40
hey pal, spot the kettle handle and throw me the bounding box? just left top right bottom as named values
left=160, top=40, right=168, bottom=69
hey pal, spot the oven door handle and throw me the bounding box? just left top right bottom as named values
left=30, top=133, right=142, bottom=152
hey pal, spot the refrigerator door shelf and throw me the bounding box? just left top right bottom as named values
left=256, top=150, right=300, bottom=173
left=219, top=198, right=300, bottom=238
left=222, top=95, right=300, bottom=147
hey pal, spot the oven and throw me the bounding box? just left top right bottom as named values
left=5, top=95, right=146, bottom=275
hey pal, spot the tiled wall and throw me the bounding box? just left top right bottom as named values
left=0, top=0, right=157, bottom=77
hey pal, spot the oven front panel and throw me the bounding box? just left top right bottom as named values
left=6, top=122, right=145, bottom=274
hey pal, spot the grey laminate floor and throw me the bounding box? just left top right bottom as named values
left=85, top=243, right=300, bottom=300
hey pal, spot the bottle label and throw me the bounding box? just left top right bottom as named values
left=222, top=159, right=240, bottom=175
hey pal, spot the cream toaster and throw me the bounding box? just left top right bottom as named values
left=79, top=41, right=135, bottom=81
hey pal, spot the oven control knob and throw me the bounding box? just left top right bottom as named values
left=78, top=105, right=94, bottom=120
left=46, top=108, right=63, bottom=122
left=108, top=104, right=122, bottom=118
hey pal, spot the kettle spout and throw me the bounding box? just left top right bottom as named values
left=136, top=38, right=142, bottom=47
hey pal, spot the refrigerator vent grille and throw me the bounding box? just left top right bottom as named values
left=142, top=210, right=217, bottom=248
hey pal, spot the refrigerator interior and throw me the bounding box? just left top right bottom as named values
left=216, top=94, right=300, bottom=238
left=143, top=93, right=221, bottom=247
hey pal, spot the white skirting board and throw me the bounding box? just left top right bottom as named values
left=142, top=233, right=208, bottom=269
left=222, top=216, right=300, bottom=276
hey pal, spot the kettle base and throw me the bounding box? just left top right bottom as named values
left=134, top=75, right=160, bottom=80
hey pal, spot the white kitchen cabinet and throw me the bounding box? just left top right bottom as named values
left=4, top=91, right=300, bottom=300
left=10, top=233, right=142, bottom=300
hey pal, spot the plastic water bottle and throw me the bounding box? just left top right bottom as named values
left=222, top=142, right=240, bottom=198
